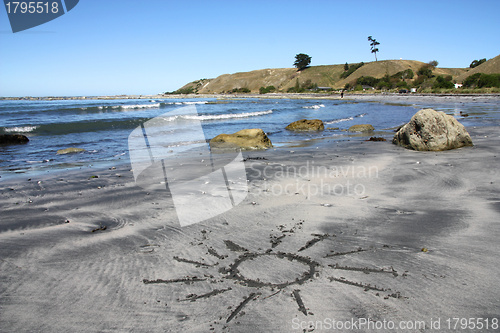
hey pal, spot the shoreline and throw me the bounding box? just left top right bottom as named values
left=1, top=94, right=499, bottom=181
left=1, top=92, right=500, bottom=102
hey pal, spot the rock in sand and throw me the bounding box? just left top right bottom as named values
left=210, top=129, right=272, bottom=150
left=392, top=108, right=473, bottom=151
left=286, top=119, right=324, bottom=131
left=348, top=124, right=375, bottom=132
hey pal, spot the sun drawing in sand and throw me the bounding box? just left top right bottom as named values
left=142, top=222, right=406, bottom=329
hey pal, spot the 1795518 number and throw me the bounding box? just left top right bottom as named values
left=5, top=1, right=59, bottom=14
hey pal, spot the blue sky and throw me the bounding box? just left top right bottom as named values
left=1, top=0, right=499, bottom=97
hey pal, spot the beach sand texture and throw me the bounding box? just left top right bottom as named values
left=1, top=100, right=499, bottom=332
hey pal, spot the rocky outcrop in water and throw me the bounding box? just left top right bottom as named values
left=285, top=119, right=324, bottom=131
left=392, top=108, right=473, bottom=151
left=57, top=147, right=86, bottom=155
left=348, top=124, right=374, bottom=132
left=0, top=134, right=29, bottom=144
left=210, top=129, right=273, bottom=150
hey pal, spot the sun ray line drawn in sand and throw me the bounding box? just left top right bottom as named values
left=226, top=292, right=261, bottom=323
left=324, top=247, right=368, bottom=257
left=173, top=256, right=217, bottom=267
left=178, top=288, right=233, bottom=302
left=142, top=276, right=207, bottom=285
left=328, top=277, right=388, bottom=292
left=298, top=233, right=333, bottom=252
left=142, top=224, right=407, bottom=327
left=292, top=289, right=308, bottom=316
left=329, top=263, right=399, bottom=276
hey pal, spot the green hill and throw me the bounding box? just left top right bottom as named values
left=455, top=54, right=500, bottom=83
left=176, top=57, right=500, bottom=94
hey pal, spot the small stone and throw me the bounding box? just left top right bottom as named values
left=348, top=124, right=374, bottom=132
left=285, top=119, right=324, bottom=131
left=57, top=147, right=86, bottom=155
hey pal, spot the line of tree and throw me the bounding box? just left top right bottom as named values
left=470, top=58, right=487, bottom=68
left=340, top=62, right=364, bottom=79
left=463, top=73, right=500, bottom=88
left=350, top=69, right=414, bottom=90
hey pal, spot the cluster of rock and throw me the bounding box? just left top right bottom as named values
left=209, top=108, right=472, bottom=152
left=4, top=108, right=472, bottom=154
left=209, top=117, right=380, bottom=150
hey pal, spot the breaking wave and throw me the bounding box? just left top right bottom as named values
left=302, top=104, right=325, bottom=109
left=2, top=126, right=38, bottom=133
left=161, top=110, right=273, bottom=122
left=324, top=113, right=367, bottom=124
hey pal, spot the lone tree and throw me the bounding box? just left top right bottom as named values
left=294, top=53, right=311, bottom=70
left=470, top=58, right=486, bottom=68
left=368, top=36, right=380, bottom=61
left=428, top=60, right=439, bottom=68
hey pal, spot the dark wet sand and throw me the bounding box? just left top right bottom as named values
left=1, top=107, right=499, bottom=332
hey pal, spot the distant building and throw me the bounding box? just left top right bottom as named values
left=454, top=83, right=463, bottom=89
left=316, top=87, right=333, bottom=91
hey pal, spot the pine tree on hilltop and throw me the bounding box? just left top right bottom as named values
left=294, top=53, right=311, bottom=71
left=368, top=36, right=380, bottom=61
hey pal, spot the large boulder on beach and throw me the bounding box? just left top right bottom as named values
left=0, top=134, right=29, bottom=145
left=210, top=128, right=272, bottom=150
left=392, top=108, right=473, bottom=151
left=348, top=124, right=374, bottom=132
left=286, top=119, right=324, bottom=131
left=57, top=147, right=86, bottom=155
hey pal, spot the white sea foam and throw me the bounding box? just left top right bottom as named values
left=303, top=104, right=325, bottom=109
left=178, top=101, right=208, bottom=105
left=120, top=103, right=161, bottom=109
left=4, top=126, right=38, bottom=133
left=166, top=101, right=209, bottom=105
left=324, top=117, right=354, bottom=124
left=160, top=110, right=273, bottom=122
left=186, top=110, right=273, bottom=120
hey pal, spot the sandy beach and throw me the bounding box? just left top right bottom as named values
left=1, top=95, right=499, bottom=332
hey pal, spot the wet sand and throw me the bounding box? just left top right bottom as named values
left=1, top=101, right=500, bottom=332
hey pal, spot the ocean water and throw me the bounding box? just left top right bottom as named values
left=0, top=97, right=498, bottom=178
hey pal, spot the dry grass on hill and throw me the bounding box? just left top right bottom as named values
left=455, top=54, right=500, bottom=83
left=178, top=56, right=499, bottom=93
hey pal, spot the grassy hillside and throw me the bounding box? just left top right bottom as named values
left=455, top=54, right=500, bottom=83
left=176, top=57, right=499, bottom=94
